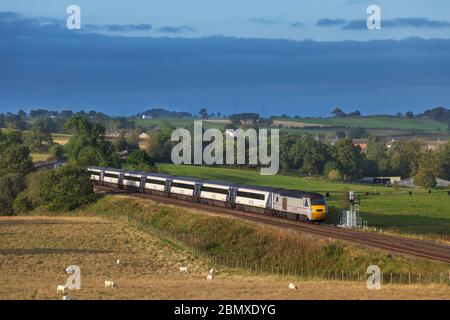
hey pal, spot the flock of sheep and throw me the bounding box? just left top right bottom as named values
left=56, top=258, right=298, bottom=299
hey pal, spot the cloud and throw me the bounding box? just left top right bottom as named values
left=250, top=18, right=280, bottom=25
left=384, top=18, right=450, bottom=28
left=86, top=23, right=152, bottom=32
left=290, top=21, right=304, bottom=28
left=316, top=18, right=347, bottom=27
left=340, top=20, right=366, bottom=30
left=340, top=17, right=450, bottom=30
left=157, top=25, right=196, bottom=33
left=1, top=11, right=450, bottom=116
left=0, top=11, right=20, bottom=20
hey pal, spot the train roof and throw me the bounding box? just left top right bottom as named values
left=172, top=176, right=203, bottom=182
left=274, top=189, right=324, bottom=198
left=88, top=166, right=325, bottom=198
left=237, top=185, right=276, bottom=193
left=201, top=180, right=238, bottom=187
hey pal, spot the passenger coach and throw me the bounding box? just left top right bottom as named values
left=87, top=166, right=328, bottom=222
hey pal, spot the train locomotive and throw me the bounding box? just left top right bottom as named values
left=87, top=166, right=328, bottom=222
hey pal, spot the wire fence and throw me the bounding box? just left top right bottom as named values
left=22, top=210, right=450, bottom=286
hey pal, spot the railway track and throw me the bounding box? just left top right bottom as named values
left=95, top=186, right=450, bottom=264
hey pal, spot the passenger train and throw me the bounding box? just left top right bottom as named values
left=87, top=166, right=328, bottom=222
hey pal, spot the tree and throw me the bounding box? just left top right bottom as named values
left=366, top=135, right=389, bottom=175
left=288, top=135, right=330, bottom=175
left=414, top=166, right=437, bottom=189
left=199, top=108, right=208, bottom=119
left=127, top=150, right=156, bottom=171
left=33, top=117, right=57, bottom=133
left=348, top=126, right=368, bottom=139
left=347, top=110, right=362, bottom=117
left=49, top=144, right=65, bottom=161
left=331, top=107, right=346, bottom=118
left=0, top=174, right=26, bottom=215
left=331, top=138, right=363, bottom=180
left=115, top=131, right=128, bottom=152
left=405, top=111, right=414, bottom=119
left=335, top=131, right=346, bottom=139
left=29, top=127, right=53, bottom=152
left=0, top=131, right=34, bottom=177
left=388, top=139, right=423, bottom=178
left=428, top=141, right=450, bottom=180
left=126, top=130, right=140, bottom=151
left=328, top=169, right=343, bottom=181
left=65, top=117, right=119, bottom=167
left=37, top=166, right=95, bottom=211
left=144, top=122, right=176, bottom=162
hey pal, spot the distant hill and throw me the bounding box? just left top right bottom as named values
left=136, top=108, right=192, bottom=119
left=273, top=116, right=448, bottom=131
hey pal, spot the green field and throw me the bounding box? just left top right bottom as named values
left=133, top=118, right=226, bottom=130
left=276, top=116, right=448, bottom=131
left=51, top=133, right=71, bottom=145
left=30, top=153, right=50, bottom=162
left=158, top=164, right=450, bottom=239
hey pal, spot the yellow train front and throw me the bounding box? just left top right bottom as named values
left=272, top=190, right=328, bottom=222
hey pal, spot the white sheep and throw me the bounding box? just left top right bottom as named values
left=62, top=295, right=75, bottom=300
left=206, top=268, right=215, bottom=280
left=116, top=259, right=122, bottom=267
left=288, top=283, right=298, bottom=290
left=57, top=284, right=68, bottom=294
left=104, top=280, right=115, bottom=288
left=179, top=266, right=188, bottom=273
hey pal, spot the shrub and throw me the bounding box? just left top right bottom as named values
left=49, top=144, right=65, bottom=161
left=328, top=169, right=343, bottom=181
left=12, top=192, right=31, bottom=214
left=415, top=166, right=437, bottom=189
left=0, top=174, right=26, bottom=215
left=37, top=165, right=95, bottom=211
left=127, top=149, right=156, bottom=171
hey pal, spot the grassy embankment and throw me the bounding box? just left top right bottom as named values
left=2, top=215, right=448, bottom=299
left=158, top=164, right=450, bottom=240
left=35, top=194, right=446, bottom=281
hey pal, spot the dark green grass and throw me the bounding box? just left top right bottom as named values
left=274, top=116, right=448, bottom=131
left=158, top=164, right=450, bottom=238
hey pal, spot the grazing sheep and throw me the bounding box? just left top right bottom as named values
left=104, top=280, right=115, bottom=288
left=379, top=229, right=383, bottom=233
left=57, top=284, right=68, bottom=294
left=209, top=269, right=215, bottom=275
left=62, top=295, right=75, bottom=300
left=179, top=266, right=188, bottom=273
left=207, top=273, right=213, bottom=281
left=288, top=283, right=298, bottom=290
left=116, top=259, right=122, bottom=267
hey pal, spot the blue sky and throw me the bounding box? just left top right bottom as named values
left=0, top=1, right=450, bottom=116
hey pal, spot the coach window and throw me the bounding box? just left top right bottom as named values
left=304, top=199, right=309, bottom=207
